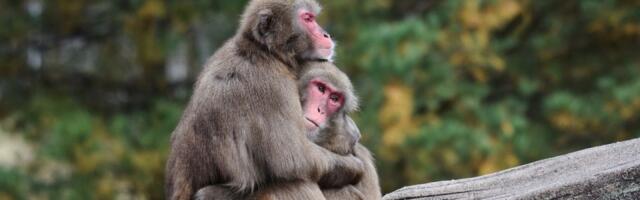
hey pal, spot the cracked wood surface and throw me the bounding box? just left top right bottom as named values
left=383, top=138, right=640, bottom=200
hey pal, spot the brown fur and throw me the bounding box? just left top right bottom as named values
left=164, top=1, right=364, bottom=200
left=302, top=62, right=382, bottom=200
left=194, top=62, right=381, bottom=200
left=195, top=182, right=325, bottom=200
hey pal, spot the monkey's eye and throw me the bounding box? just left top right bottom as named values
left=330, top=94, right=340, bottom=102
left=302, top=13, right=315, bottom=22
left=317, top=85, right=325, bottom=93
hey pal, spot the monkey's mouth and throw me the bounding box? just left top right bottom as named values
left=305, top=117, right=319, bottom=127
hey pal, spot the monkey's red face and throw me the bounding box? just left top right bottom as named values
left=299, top=10, right=335, bottom=60
left=304, top=79, right=344, bottom=131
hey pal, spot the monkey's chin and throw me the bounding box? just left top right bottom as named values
left=317, top=49, right=334, bottom=61
left=305, top=117, right=320, bottom=132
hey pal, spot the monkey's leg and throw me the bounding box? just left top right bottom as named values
left=251, top=181, right=326, bottom=200
left=195, top=181, right=326, bottom=200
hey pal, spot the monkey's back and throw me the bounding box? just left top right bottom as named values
left=165, top=40, right=309, bottom=197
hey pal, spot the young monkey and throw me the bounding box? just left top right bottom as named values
left=299, top=61, right=382, bottom=200
left=195, top=62, right=381, bottom=200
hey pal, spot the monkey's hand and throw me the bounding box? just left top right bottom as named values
left=317, top=155, right=365, bottom=189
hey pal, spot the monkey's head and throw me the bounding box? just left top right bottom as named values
left=239, top=0, right=335, bottom=62
left=299, top=62, right=360, bottom=154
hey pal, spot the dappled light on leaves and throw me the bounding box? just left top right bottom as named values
left=379, top=83, right=418, bottom=161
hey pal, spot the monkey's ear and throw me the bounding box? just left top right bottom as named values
left=255, top=9, right=273, bottom=39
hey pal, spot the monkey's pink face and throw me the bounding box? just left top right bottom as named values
left=299, top=10, right=335, bottom=60
left=304, top=79, right=344, bottom=131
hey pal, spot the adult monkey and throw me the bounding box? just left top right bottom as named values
left=164, top=0, right=365, bottom=200
left=194, top=62, right=382, bottom=200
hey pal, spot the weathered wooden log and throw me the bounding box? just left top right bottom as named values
left=383, top=138, right=640, bottom=200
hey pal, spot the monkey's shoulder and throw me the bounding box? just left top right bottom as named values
left=196, top=60, right=298, bottom=110
left=204, top=53, right=289, bottom=80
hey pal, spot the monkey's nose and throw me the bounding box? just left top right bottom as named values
left=323, top=33, right=330, bottom=38
left=317, top=107, right=324, bottom=114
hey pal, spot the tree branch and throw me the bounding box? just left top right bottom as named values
left=383, top=138, right=640, bottom=199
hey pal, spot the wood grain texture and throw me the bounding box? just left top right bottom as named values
left=383, top=138, right=640, bottom=200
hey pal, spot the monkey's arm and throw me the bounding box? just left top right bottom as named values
left=319, top=143, right=381, bottom=199
left=316, top=155, right=364, bottom=188
left=352, top=143, right=382, bottom=200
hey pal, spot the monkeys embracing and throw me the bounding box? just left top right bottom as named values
left=194, top=62, right=381, bottom=200
left=164, top=0, right=381, bottom=199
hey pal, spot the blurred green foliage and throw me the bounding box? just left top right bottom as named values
left=1, top=0, right=640, bottom=199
